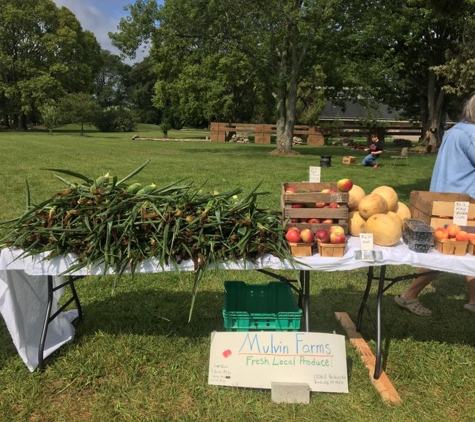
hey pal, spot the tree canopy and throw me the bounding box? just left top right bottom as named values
left=0, top=0, right=101, bottom=129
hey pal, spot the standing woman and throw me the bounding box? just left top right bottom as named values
left=395, top=93, right=475, bottom=315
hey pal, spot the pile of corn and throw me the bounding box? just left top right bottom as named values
left=0, top=162, right=293, bottom=297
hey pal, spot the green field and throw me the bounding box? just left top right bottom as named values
left=1, top=126, right=474, bottom=421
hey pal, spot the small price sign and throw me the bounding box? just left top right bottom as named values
left=309, top=166, right=321, bottom=183
left=359, top=233, right=375, bottom=262
left=453, top=201, right=469, bottom=226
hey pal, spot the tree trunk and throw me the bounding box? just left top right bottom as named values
left=18, top=113, right=27, bottom=130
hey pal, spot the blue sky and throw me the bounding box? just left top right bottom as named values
left=52, top=0, right=162, bottom=61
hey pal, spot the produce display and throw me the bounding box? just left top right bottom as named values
left=0, top=162, right=295, bottom=318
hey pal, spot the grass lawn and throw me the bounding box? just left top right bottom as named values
left=1, top=126, right=475, bottom=421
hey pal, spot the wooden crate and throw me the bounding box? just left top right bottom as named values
left=434, top=238, right=468, bottom=256
left=342, top=156, right=356, bottom=165
left=317, top=242, right=346, bottom=257
left=409, top=190, right=475, bottom=229
left=288, top=242, right=314, bottom=257
left=281, top=182, right=349, bottom=233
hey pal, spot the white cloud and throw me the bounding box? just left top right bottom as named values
left=52, top=0, right=146, bottom=63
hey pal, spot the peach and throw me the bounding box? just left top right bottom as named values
left=434, top=227, right=449, bottom=241
left=455, top=230, right=469, bottom=242
left=468, top=233, right=475, bottom=244
left=447, top=223, right=461, bottom=238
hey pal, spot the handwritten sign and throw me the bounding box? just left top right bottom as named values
left=208, top=331, right=348, bottom=393
left=453, top=201, right=469, bottom=226
left=309, top=166, right=321, bottom=183
left=359, top=233, right=374, bottom=251
left=358, top=233, right=375, bottom=262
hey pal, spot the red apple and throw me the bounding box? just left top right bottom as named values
left=322, top=219, right=333, bottom=224
left=285, top=229, right=301, bottom=243
left=434, top=227, right=449, bottom=241
left=337, top=178, right=353, bottom=192
left=300, top=228, right=314, bottom=243
left=292, top=203, right=304, bottom=208
left=290, top=218, right=299, bottom=223
left=456, top=230, right=469, bottom=242
left=315, top=229, right=330, bottom=243
left=287, top=226, right=300, bottom=233
left=328, top=225, right=345, bottom=235
left=328, top=202, right=340, bottom=208
left=315, top=201, right=326, bottom=208
left=330, top=232, right=347, bottom=244
left=308, top=218, right=321, bottom=224
left=285, top=187, right=296, bottom=194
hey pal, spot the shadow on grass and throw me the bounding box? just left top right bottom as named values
left=2, top=274, right=470, bottom=372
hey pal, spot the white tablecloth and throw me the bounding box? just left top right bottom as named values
left=1, top=237, right=475, bottom=371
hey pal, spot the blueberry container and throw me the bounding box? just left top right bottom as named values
left=403, top=219, right=434, bottom=245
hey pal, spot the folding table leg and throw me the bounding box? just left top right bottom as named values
left=299, top=270, right=310, bottom=332
left=38, top=276, right=84, bottom=370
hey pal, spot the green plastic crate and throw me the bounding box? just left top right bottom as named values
left=223, top=281, right=302, bottom=332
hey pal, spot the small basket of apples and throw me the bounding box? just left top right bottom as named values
left=284, top=226, right=315, bottom=257
left=433, top=223, right=470, bottom=256
left=315, top=225, right=347, bottom=257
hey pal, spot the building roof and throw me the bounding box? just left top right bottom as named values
left=320, top=101, right=402, bottom=121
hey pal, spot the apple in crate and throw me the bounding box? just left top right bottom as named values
left=328, top=225, right=345, bottom=235
left=285, top=187, right=296, bottom=194
left=292, top=203, right=304, bottom=208
left=337, top=178, right=353, bottom=192
left=308, top=218, right=321, bottom=224
left=315, top=201, right=326, bottom=208
left=328, top=202, right=340, bottom=208
left=300, top=229, right=314, bottom=243
left=330, top=232, right=347, bottom=244
left=285, top=228, right=301, bottom=243
left=322, top=219, right=334, bottom=224
left=315, top=229, right=330, bottom=243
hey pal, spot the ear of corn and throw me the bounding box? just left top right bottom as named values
left=0, top=162, right=295, bottom=318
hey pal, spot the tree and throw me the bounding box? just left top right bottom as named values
left=328, top=0, right=475, bottom=141
left=39, top=104, right=61, bottom=134
left=0, top=0, right=101, bottom=129
left=110, top=0, right=340, bottom=154
left=94, top=50, right=132, bottom=108
left=59, top=93, right=101, bottom=135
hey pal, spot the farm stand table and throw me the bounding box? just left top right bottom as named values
left=1, top=238, right=474, bottom=377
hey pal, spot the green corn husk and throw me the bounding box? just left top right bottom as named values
left=0, top=161, right=296, bottom=319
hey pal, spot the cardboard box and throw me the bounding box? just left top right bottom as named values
left=288, top=242, right=314, bottom=257
left=342, top=156, right=356, bottom=165
left=282, top=182, right=349, bottom=233
left=317, top=242, right=346, bottom=257
left=468, top=243, right=475, bottom=256
left=434, top=238, right=468, bottom=256
left=409, top=190, right=475, bottom=229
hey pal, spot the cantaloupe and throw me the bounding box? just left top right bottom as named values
left=348, top=210, right=367, bottom=236
left=387, top=211, right=403, bottom=228
left=364, top=213, right=402, bottom=246
left=395, top=201, right=411, bottom=221
left=371, top=186, right=398, bottom=211
left=348, top=184, right=366, bottom=211
left=358, top=193, right=388, bottom=219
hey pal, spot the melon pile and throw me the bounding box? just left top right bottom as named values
left=347, top=185, right=411, bottom=246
